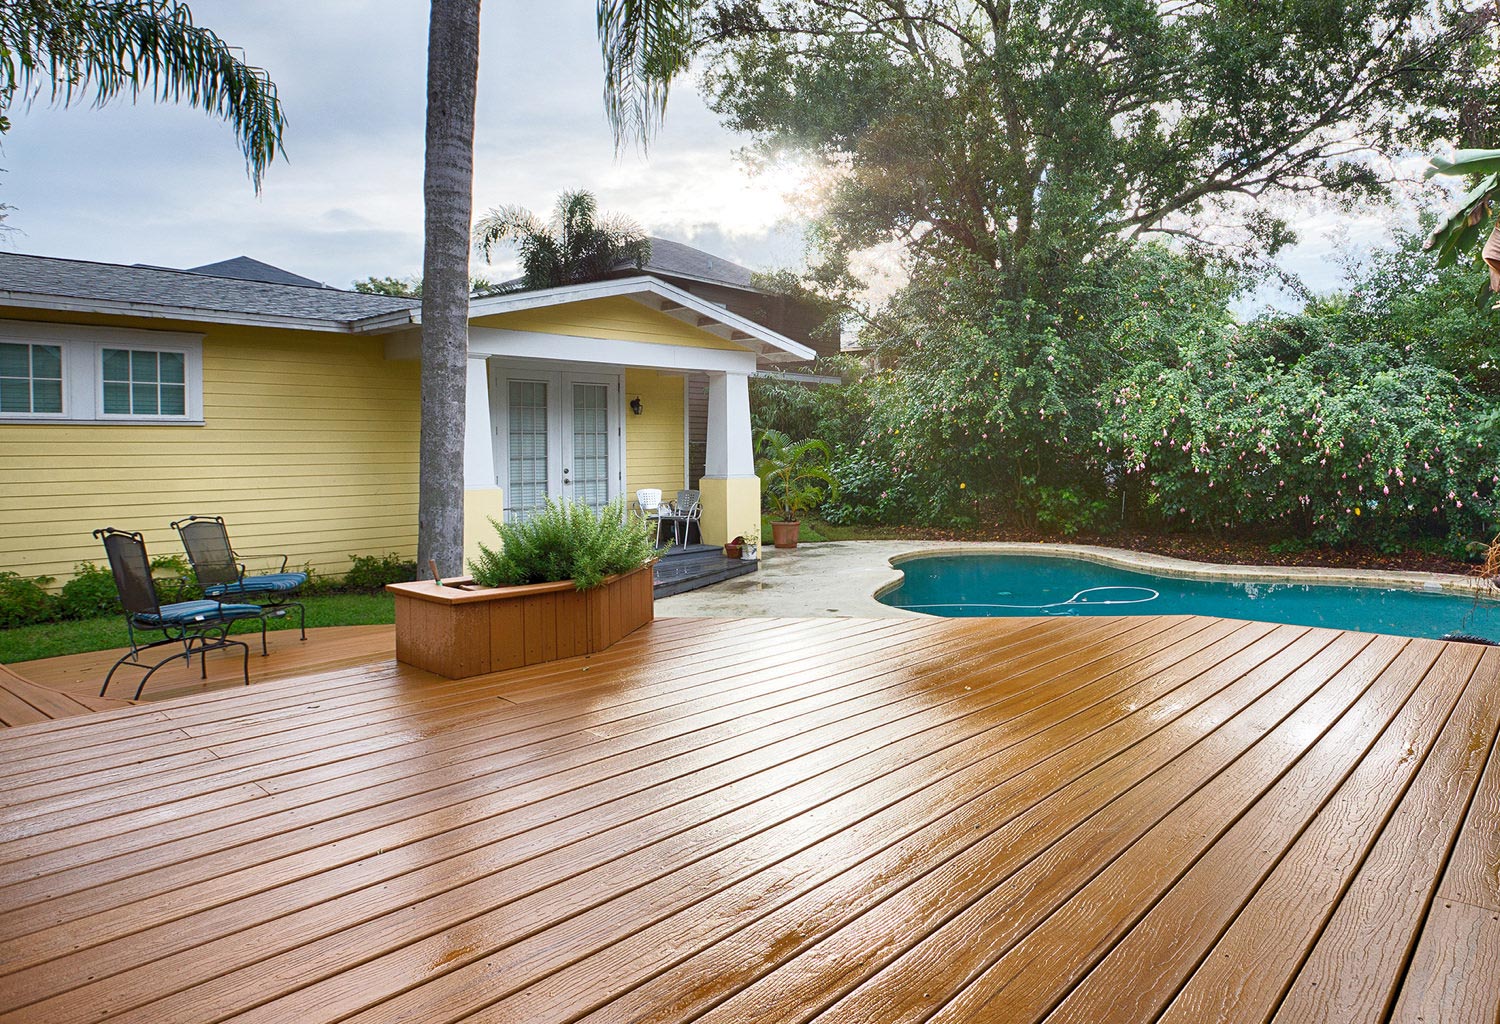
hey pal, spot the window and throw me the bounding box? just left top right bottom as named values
left=0, top=321, right=202, bottom=424
left=102, top=348, right=187, bottom=417
left=0, top=343, right=63, bottom=414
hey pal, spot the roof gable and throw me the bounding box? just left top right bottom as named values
left=465, top=277, right=815, bottom=362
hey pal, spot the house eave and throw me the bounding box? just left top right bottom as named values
left=0, top=291, right=419, bottom=334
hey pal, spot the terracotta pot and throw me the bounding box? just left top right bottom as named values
left=771, top=521, right=800, bottom=549
left=388, top=563, right=655, bottom=678
left=724, top=543, right=743, bottom=559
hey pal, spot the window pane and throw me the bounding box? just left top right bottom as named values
left=0, top=343, right=28, bottom=378
left=0, top=378, right=29, bottom=412
left=131, top=383, right=158, bottom=415
left=102, top=349, right=131, bottom=381
left=31, top=379, right=61, bottom=413
left=103, top=381, right=131, bottom=414
left=131, top=350, right=158, bottom=383
left=159, top=352, right=184, bottom=384
left=159, top=384, right=185, bottom=416
left=31, top=345, right=61, bottom=379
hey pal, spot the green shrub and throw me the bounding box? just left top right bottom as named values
left=468, top=497, right=659, bottom=590
left=59, top=562, right=120, bottom=619
left=0, top=572, right=58, bottom=628
left=1035, top=485, right=1116, bottom=536
left=344, top=553, right=418, bottom=592
left=149, top=554, right=200, bottom=605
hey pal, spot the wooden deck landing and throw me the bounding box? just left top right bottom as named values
left=10, top=624, right=396, bottom=705
left=0, top=614, right=1496, bottom=1023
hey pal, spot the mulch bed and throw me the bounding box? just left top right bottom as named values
left=844, top=525, right=1489, bottom=578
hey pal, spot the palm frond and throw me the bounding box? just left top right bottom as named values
left=473, top=205, right=543, bottom=260
left=0, top=0, right=286, bottom=190
left=597, top=0, right=696, bottom=149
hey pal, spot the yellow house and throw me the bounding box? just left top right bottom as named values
left=0, top=253, right=813, bottom=586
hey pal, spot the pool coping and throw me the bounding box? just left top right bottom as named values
left=874, top=542, right=1500, bottom=606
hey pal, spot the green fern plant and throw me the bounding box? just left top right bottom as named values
left=468, top=496, right=661, bottom=590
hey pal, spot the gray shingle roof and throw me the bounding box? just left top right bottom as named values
left=635, top=237, right=757, bottom=289
left=186, top=256, right=325, bottom=289
left=0, top=252, right=420, bottom=326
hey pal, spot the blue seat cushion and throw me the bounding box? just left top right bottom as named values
left=134, top=600, right=264, bottom=627
left=203, top=572, right=308, bottom=597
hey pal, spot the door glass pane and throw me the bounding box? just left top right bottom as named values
left=507, top=380, right=549, bottom=522
left=571, top=383, right=610, bottom=512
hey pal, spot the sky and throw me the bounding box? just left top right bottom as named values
left=0, top=2, right=1443, bottom=308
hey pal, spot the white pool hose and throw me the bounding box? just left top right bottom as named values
left=903, top=585, right=1161, bottom=612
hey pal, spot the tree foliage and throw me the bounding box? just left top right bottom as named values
left=702, top=0, right=1497, bottom=303
left=474, top=188, right=652, bottom=291
left=754, top=237, right=1500, bottom=549
left=0, top=0, right=286, bottom=189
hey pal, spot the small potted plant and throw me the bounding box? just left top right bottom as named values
left=756, top=428, right=839, bottom=549
left=740, top=527, right=760, bottom=561
left=724, top=535, right=744, bottom=559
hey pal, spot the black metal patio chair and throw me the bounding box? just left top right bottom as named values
left=170, top=515, right=307, bottom=640
left=93, top=528, right=265, bottom=699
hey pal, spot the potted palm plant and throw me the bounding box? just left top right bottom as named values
left=756, top=428, right=839, bottom=549
left=388, top=497, right=660, bottom=678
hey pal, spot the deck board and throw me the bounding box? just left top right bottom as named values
left=0, top=615, right=1496, bottom=1023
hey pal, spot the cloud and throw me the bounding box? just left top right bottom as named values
left=0, top=0, right=807, bottom=289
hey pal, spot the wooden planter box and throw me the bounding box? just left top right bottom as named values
left=387, top=563, right=655, bottom=679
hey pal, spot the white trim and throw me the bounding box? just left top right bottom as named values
left=752, top=369, right=842, bottom=386
left=466, top=276, right=816, bottom=362
left=0, top=320, right=204, bottom=425
left=682, top=375, right=691, bottom=490
left=469, top=327, right=760, bottom=374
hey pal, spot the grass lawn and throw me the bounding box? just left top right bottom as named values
left=757, top=516, right=911, bottom=544
left=0, top=593, right=395, bottom=664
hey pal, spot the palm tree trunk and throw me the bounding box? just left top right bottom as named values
left=418, top=0, right=481, bottom=576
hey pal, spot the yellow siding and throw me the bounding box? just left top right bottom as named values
left=624, top=369, right=686, bottom=500
left=472, top=297, right=745, bottom=352
left=0, top=320, right=420, bottom=586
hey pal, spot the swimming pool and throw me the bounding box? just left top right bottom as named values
left=877, top=553, right=1500, bottom=641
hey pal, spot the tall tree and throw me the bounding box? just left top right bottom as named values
left=474, top=189, right=652, bottom=290
left=0, top=0, right=285, bottom=189
left=700, top=0, right=1497, bottom=308
left=417, top=0, right=482, bottom=576
left=417, top=0, right=703, bottom=570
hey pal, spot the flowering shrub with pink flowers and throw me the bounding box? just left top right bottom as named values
left=1096, top=313, right=1499, bottom=544
left=752, top=236, right=1499, bottom=551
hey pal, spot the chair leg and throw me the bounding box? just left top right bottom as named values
left=259, top=616, right=268, bottom=656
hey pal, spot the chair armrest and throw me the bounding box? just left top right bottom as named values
left=238, top=552, right=290, bottom=573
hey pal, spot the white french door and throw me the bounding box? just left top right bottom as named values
left=492, top=365, right=622, bottom=521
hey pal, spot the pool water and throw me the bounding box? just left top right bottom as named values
left=878, top=553, right=1500, bottom=641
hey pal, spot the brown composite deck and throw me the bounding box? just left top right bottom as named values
left=0, top=664, right=134, bottom=727
left=11, top=624, right=397, bottom=704
left=0, top=614, right=1496, bottom=1023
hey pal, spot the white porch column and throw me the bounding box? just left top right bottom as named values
left=462, top=356, right=502, bottom=567
left=700, top=370, right=760, bottom=548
